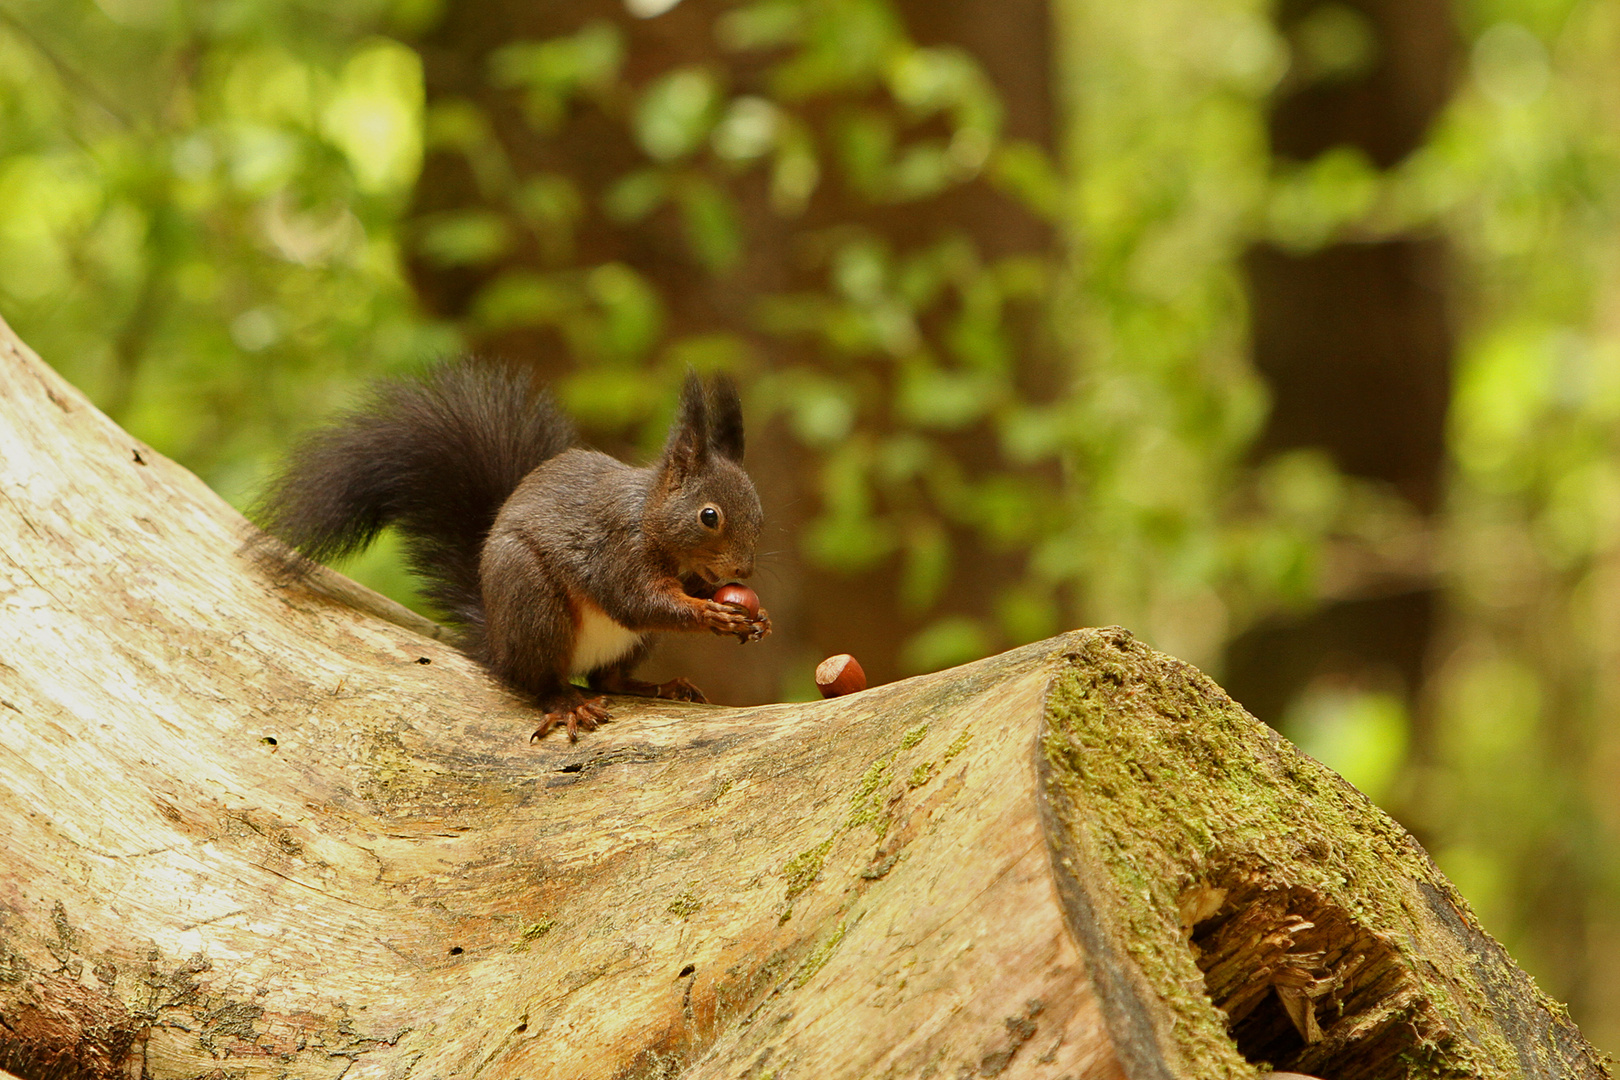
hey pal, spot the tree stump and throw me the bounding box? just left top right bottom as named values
left=0, top=316, right=1607, bottom=1079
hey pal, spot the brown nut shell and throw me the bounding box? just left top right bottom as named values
left=815, top=653, right=867, bottom=698
left=713, top=583, right=761, bottom=619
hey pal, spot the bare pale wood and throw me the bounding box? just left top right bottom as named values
left=0, top=318, right=1123, bottom=1079
left=0, top=315, right=1608, bottom=1079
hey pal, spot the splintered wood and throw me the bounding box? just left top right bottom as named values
left=1186, top=876, right=1420, bottom=1077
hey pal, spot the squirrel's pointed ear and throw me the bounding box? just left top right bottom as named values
left=661, top=371, right=710, bottom=484
left=708, top=375, right=745, bottom=462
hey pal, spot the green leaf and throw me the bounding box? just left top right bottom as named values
left=835, top=109, right=894, bottom=198
left=513, top=174, right=582, bottom=259
left=513, top=174, right=582, bottom=231
left=876, top=433, right=933, bottom=484
left=320, top=40, right=423, bottom=196
left=770, top=0, right=901, bottom=99
left=558, top=367, right=660, bottom=432
left=489, top=23, right=624, bottom=130
left=790, top=383, right=857, bottom=445
left=603, top=168, right=669, bottom=224
left=585, top=262, right=664, bottom=362
left=635, top=67, right=722, bottom=163
left=947, top=276, right=1009, bottom=371
left=964, top=476, right=1046, bottom=547
left=887, top=46, right=980, bottom=116
left=888, top=142, right=952, bottom=201
left=1285, top=686, right=1409, bottom=802
left=991, top=141, right=1063, bottom=220
left=716, top=0, right=805, bottom=52
left=677, top=176, right=743, bottom=273
left=997, top=405, right=1069, bottom=464
left=899, top=520, right=951, bottom=611
left=832, top=238, right=888, bottom=303
left=803, top=513, right=896, bottom=572
left=770, top=125, right=820, bottom=215
left=470, top=270, right=576, bottom=330
left=1266, top=146, right=1381, bottom=251
left=896, top=366, right=999, bottom=429
left=1291, top=4, right=1378, bottom=85
left=755, top=292, right=833, bottom=337
left=415, top=209, right=510, bottom=266
left=712, top=96, right=780, bottom=161
left=489, top=23, right=623, bottom=94
left=804, top=440, right=893, bottom=571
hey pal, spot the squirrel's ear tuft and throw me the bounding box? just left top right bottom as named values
left=708, top=375, right=745, bottom=462
left=661, top=371, right=710, bottom=484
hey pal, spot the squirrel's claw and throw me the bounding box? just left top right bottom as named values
left=730, top=607, right=771, bottom=644
left=531, top=697, right=613, bottom=744
left=699, top=598, right=755, bottom=637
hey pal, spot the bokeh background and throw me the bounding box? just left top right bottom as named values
left=3, top=0, right=1619, bottom=1054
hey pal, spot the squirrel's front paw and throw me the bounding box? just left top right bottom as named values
left=702, top=599, right=771, bottom=644
left=698, top=598, right=755, bottom=637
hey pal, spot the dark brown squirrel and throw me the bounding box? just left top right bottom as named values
left=254, top=359, right=771, bottom=741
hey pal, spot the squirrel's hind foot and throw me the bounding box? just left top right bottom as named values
left=651, top=676, right=707, bottom=703
left=587, top=671, right=709, bottom=703
left=530, top=696, right=612, bottom=744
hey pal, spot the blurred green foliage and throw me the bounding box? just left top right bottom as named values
left=3, top=0, right=1620, bottom=1050
left=1416, top=0, right=1620, bottom=1036
left=1058, top=0, right=1290, bottom=668
left=0, top=0, right=451, bottom=514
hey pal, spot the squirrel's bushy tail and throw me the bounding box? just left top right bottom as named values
left=255, top=360, right=575, bottom=631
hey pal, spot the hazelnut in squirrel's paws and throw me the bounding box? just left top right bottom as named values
left=255, top=361, right=767, bottom=745
left=816, top=654, right=867, bottom=698
left=713, top=583, right=759, bottom=617
left=713, top=582, right=771, bottom=642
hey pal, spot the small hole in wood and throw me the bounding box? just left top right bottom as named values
left=416, top=656, right=432, bottom=664
left=678, top=964, right=696, bottom=978
left=1186, top=873, right=1465, bottom=1078
left=558, top=762, right=584, bottom=773
left=515, top=1022, right=527, bottom=1033
left=260, top=736, right=277, bottom=746
left=449, top=946, right=463, bottom=955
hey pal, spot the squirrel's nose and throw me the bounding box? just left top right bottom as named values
left=732, top=558, right=754, bottom=580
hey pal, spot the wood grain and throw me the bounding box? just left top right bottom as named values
left=0, top=314, right=1607, bottom=1079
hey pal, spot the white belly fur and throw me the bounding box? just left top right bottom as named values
left=571, top=600, right=644, bottom=675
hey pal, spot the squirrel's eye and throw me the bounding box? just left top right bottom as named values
left=700, top=506, right=720, bottom=529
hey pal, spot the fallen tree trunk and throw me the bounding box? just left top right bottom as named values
left=0, top=316, right=1608, bottom=1080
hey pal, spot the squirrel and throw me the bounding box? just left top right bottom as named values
left=255, top=359, right=772, bottom=741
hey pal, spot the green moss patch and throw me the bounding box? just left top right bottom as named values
left=1037, top=628, right=1599, bottom=1080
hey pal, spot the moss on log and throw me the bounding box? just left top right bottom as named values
left=0, top=315, right=1608, bottom=1079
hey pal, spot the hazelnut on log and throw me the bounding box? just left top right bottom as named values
left=713, top=583, right=761, bottom=618
left=816, top=654, right=867, bottom=698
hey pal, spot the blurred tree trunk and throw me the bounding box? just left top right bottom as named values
left=402, top=0, right=1057, bottom=706
left=1214, top=0, right=1473, bottom=997
left=0, top=315, right=1608, bottom=1080
left=1222, top=0, right=1456, bottom=807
